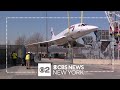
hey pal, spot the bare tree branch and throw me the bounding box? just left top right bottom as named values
left=26, top=32, right=43, bottom=44
left=25, top=32, right=44, bottom=53
left=7, top=40, right=11, bottom=45
left=15, top=35, right=26, bottom=45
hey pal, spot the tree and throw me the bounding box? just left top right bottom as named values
left=15, top=35, right=26, bottom=45
left=26, top=32, right=43, bottom=44
left=25, top=32, right=44, bottom=52
left=7, top=40, right=11, bottom=45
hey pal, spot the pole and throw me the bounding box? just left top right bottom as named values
left=67, top=11, right=73, bottom=64
left=67, top=11, right=70, bottom=34
left=46, top=11, right=49, bottom=58
left=112, top=33, right=114, bottom=69
left=118, top=21, right=120, bottom=60
left=46, top=11, right=48, bottom=41
left=81, top=11, right=83, bottom=23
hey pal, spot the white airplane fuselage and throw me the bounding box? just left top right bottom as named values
left=26, top=23, right=99, bottom=46
left=52, top=23, right=98, bottom=45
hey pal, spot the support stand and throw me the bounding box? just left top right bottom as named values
left=67, top=41, right=73, bottom=64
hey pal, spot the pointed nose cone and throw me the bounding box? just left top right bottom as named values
left=91, top=26, right=99, bottom=30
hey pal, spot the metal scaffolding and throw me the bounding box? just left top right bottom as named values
left=105, top=11, right=120, bottom=65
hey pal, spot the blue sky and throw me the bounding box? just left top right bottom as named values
left=0, top=11, right=109, bottom=44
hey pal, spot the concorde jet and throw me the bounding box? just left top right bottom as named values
left=26, top=23, right=98, bottom=47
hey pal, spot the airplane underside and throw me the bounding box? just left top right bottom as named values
left=55, top=29, right=97, bottom=47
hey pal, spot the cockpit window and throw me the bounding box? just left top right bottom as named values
left=82, top=24, right=85, bottom=26
left=78, top=23, right=88, bottom=26
left=81, top=24, right=87, bottom=26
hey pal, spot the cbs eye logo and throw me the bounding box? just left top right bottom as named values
left=39, top=67, right=50, bottom=73
left=38, top=63, right=51, bottom=76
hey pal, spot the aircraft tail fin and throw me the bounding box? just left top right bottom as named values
left=51, top=27, right=55, bottom=39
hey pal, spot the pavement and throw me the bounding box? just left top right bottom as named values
left=1, top=59, right=120, bottom=79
